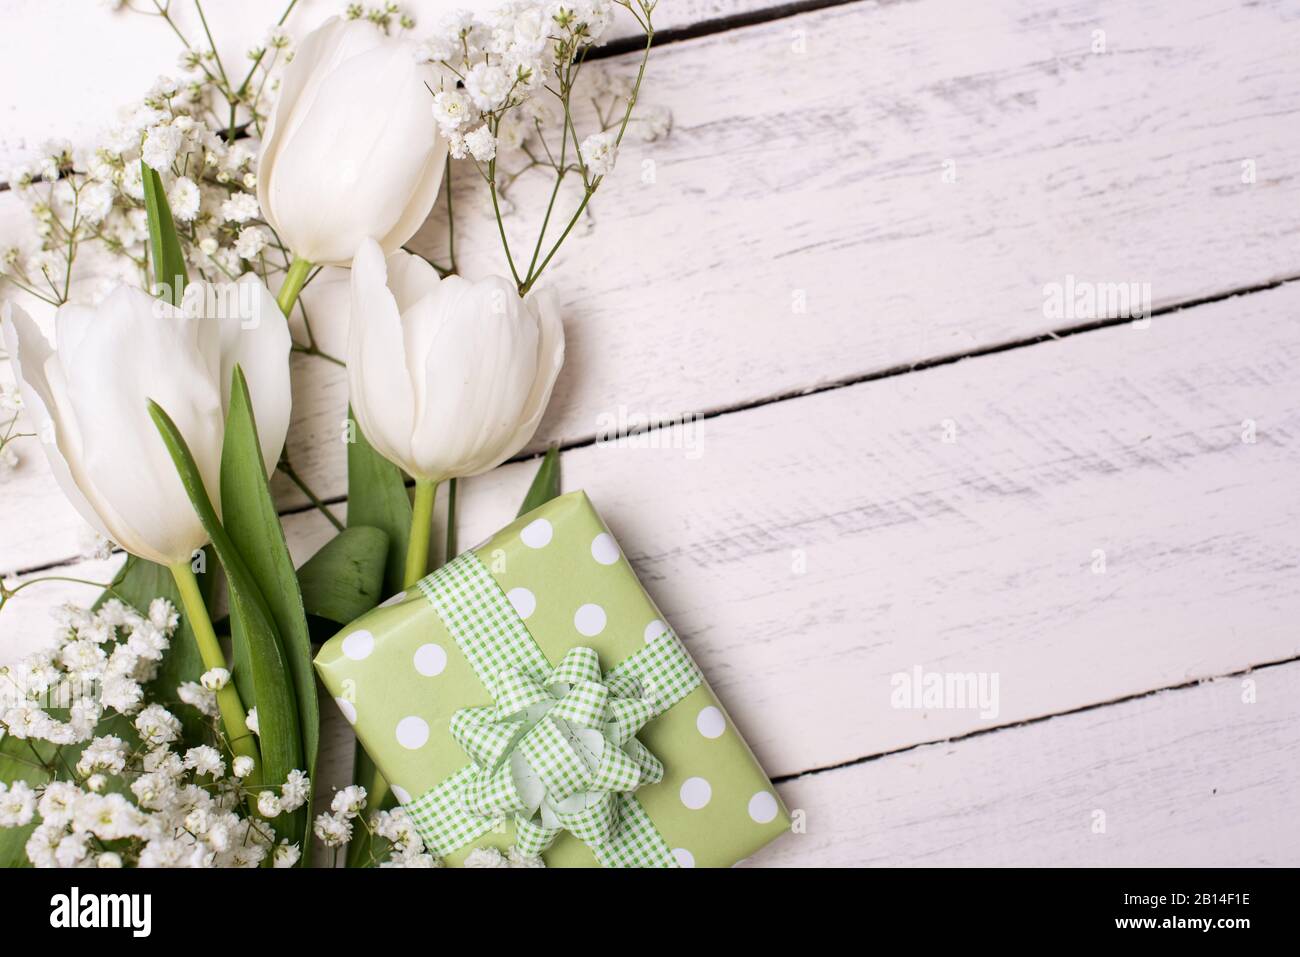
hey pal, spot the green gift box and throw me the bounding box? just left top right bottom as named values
left=314, top=490, right=789, bottom=867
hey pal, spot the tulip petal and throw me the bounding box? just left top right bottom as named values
left=261, top=35, right=443, bottom=264
left=206, top=274, right=294, bottom=477
left=2, top=301, right=119, bottom=548
left=491, top=286, right=566, bottom=472
left=410, top=277, right=541, bottom=478
left=348, top=238, right=416, bottom=474
left=57, top=286, right=222, bottom=565
left=258, top=17, right=387, bottom=246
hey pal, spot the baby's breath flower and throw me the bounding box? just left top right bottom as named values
left=135, top=703, right=182, bottom=745
left=245, top=708, right=260, bottom=736
left=313, top=812, right=351, bottom=847
left=256, top=791, right=282, bottom=818
left=141, top=124, right=183, bottom=171
left=273, top=841, right=301, bottom=867
left=280, top=769, right=309, bottom=811
left=183, top=745, right=225, bottom=778
left=234, top=226, right=268, bottom=260
left=465, top=125, right=497, bottom=162
left=178, top=680, right=218, bottom=717
left=200, top=667, right=230, bottom=691
left=219, top=192, right=260, bottom=224
left=464, top=63, right=511, bottom=111
left=330, top=785, right=367, bottom=819
left=579, top=130, right=618, bottom=178
left=232, top=755, right=255, bottom=779
left=0, top=781, right=37, bottom=827
left=168, top=176, right=202, bottom=222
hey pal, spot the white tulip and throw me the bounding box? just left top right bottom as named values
left=1, top=276, right=292, bottom=567
left=348, top=238, right=564, bottom=483
left=257, top=16, right=448, bottom=266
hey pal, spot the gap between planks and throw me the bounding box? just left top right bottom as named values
left=8, top=270, right=1297, bottom=581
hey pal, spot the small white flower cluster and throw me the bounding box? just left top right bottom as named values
left=0, top=598, right=309, bottom=868
left=1, top=598, right=177, bottom=743
left=310, top=785, right=434, bottom=866
left=0, top=47, right=285, bottom=307
left=420, top=1, right=618, bottom=164
left=463, top=846, right=546, bottom=868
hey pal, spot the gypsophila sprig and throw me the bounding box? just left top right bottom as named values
left=0, top=597, right=310, bottom=867
left=417, top=0, right=663, bottom=295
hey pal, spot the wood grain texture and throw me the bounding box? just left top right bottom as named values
left=7, top=282, right=1299, bottom=783
left=5, top=0, right=1300, bottom=573
left=750, top=661, right=1300, bottom=866
left=1, top=0, right=1296, bottom=867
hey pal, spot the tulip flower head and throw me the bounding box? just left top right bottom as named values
left=257, top=16, right=448, bottom=267
left=2, top=275, right=292, bottom=566
left=347, top=238, right=564, bottom=483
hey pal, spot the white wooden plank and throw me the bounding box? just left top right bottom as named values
left=749, top=661, right=1300, bottom=866
left=0, top=0, right=761, bottom=172
left=7, top=283, right=1300, bottom=781
left=5, top=0, right=1300, bottom=571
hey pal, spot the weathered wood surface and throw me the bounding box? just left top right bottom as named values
left=4, top=0, right=1300, bottom=574
left=1, top=0, right=1297, bottom=866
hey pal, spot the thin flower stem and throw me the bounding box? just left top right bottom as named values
left=279, top=456, right=344, bottom=531
left=445, top=478, right=458, bottom=561
left=168, top=562, right=261, bottom=776
left=276, top=256, right=313, bottom=316
left=404, top=479, right=438, bottom=589
left=236, top=0, right=300, bottom=96
left=444, top=157, right=457, bottom=275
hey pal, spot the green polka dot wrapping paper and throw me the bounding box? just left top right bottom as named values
left=314, top=490, right=791, bottom=867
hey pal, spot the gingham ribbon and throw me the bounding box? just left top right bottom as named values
left=408, top=552, right=703, bottom=866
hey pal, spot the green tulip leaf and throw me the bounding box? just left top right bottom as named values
left=220, top=366, right=318, bottom=785
left=140, top=160, right=188, bottom=307
left=298, top=525, right=389, bottom=627
left=148, top=396, right=304, bottom=845
left=346, top=407, right=412, bottom=598
left=517, top=445, right=562, bottom=517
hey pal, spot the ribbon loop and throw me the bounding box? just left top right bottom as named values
left=447, top=641, right=677, bottom=856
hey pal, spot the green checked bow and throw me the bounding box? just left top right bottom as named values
left=451, top=646, right=665, bottom=856
left=405, top=551, right=703, bottom=865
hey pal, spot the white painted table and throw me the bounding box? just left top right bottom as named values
left=2, top=0, right=1298, bottom=866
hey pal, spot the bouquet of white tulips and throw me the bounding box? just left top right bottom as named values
left=0, top=0, right=661, bottom=868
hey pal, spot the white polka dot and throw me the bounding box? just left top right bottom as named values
left=379, top=591, right=407, bottom=608
left=520, top=519, right=553, bottom=548
left=643, top=619, right=667, bottom=643
left=748, top=790, right=779, bottom=824
left=413, top=643, right=447, bottom=677
left=341, top=630, right=374, bottom=660
left=390, top=785, right=411, bottom=805
left=591, top=532, right=620, bottom=565
left=672, top=848, right=695, bottom=868
left=696, top=706, right=726, bottom=739
left=574, top=603, right=607, bottom=637
left=395, top=716, right=429, bottom=750
left=680, top=777, right=711, bottom=810
left=334, top=697, right=356, bottom=725
left=507, top=587, right=537, bottom=620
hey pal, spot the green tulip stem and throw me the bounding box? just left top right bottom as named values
left=404, top=479, right=438, bottom=589
left=276, top=256, right=313, bottom=317
left=169, top=561, right=261, bottom=776
left=352, top=480, right=437, bottom=865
